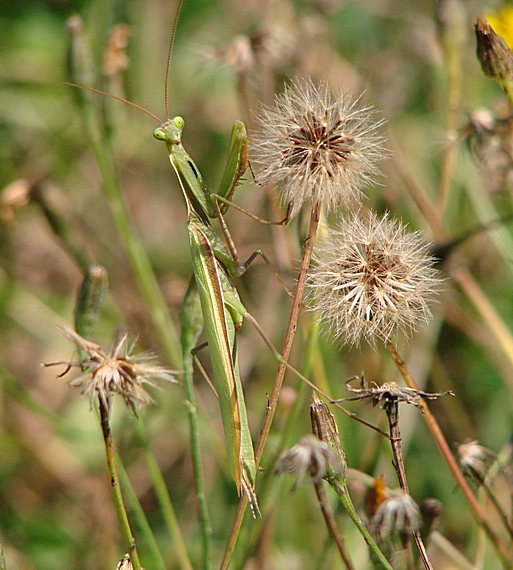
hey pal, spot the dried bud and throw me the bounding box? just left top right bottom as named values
left=308, top=210, right=441, bottom=346
left=103, top=24, right=131, bottom=79
left=310, top=397, right=347, bottom=480
left=420, top=498, right=442, bottom=539
left=475, top=17, right=513, bottom=84
left=276, top=434, right=340, bottom=487
left=252, top=79, right=387, bottom=219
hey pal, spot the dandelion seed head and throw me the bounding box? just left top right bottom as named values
left=308, top=211, right=442, bottom=347
left=50, top=325, right=177, bottom=417
left=252, top=79, right=387, bottom=218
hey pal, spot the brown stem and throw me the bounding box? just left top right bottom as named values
left=220, top=204, right=320, bottom=569
left=386, top=341, right=513, bottom=569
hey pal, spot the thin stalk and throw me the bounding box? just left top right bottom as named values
left=479, top=480, right=513, bottom=541
left=436, top=0, right=464, bottom=218
left=313, top=480, right=354, bottom=570
left=220, top=203, right=320, bottom=569
left=134, top=421, right=194, bottom=570
left=386, top=341, right=513, bottom=569
left=386, top=402, right=433, bottom=570
left=98, top=398, right=142, bottom=570
left=180, top=279, right=212, bottom=570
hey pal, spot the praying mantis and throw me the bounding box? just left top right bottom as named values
left=154, top=113, right=260, bottom=507
left=65, top=0, right=290, bottom=511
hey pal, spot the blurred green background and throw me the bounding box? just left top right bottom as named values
left=1, top=0, right=513, bottom=568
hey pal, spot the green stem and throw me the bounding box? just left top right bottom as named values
left=180, top=279, right=212, bottom=569
left=98, top=398, right=142, bottom=570
left=116, top=456, right=166, bottom=570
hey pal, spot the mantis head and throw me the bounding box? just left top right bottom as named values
left=153, top=116, right=185, bottom=145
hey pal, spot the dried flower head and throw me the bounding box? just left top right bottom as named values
left=275, top=434, right=341, bottom=487
left=338, top=375, right=453, bottom=412
left=370, top=489, right=421, bottom=540
left=252, top=79, right=387, bottom=219
left=46, top=325, right=177, bottom=416
left=308, top=211, right=442, bottom=346
left=457, top=439, right=495, bottom=485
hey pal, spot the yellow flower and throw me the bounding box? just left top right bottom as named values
left=486, top=6, right=513, bottom=49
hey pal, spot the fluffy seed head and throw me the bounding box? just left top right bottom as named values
left=48, top=325, right=177, bottom=417
left=252, top=79, right=387, bottom=219
left=308, top=211, right=441, bottom=347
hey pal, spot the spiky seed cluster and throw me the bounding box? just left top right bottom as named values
left=308, top=211, right=441, bottom=346
left=252, top=79, right=387, bottom=219
left=50, top=325, right=177, bottom=416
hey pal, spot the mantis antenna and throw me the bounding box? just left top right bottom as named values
left=164, top=0, right=186, bottom=121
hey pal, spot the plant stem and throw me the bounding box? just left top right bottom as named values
left=386, top=341, right=513, bottom=569
left=98, top=398, right=142, bottom=570
left=220, top=203, right=320, bottom=569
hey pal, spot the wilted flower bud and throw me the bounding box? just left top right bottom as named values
left=252, top=79, right=387, bottom=219
left=457, top=439, right=495, bottom=485
left=74, top=265, right=108, bottom=339
left=308, top=210, right=441, bottom=347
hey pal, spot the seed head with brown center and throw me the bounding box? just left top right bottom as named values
left=308, top=211, right=442, bottom=346
left=252, top=79, right=387, bottom=218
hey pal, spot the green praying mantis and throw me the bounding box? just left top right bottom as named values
left=65, top=0, right=293, bottom=512
left=154, top=113, right=260, bottom=507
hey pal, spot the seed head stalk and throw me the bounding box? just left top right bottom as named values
left=386, top=341, right=513, bottom=569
